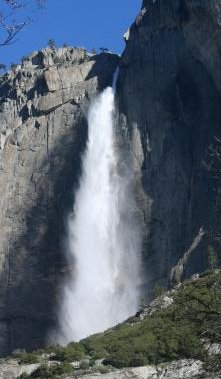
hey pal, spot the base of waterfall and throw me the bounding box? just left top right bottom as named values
left=2, top=270, right=220, bottom=379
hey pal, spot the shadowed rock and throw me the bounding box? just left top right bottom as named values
left=117, top=0, right=221, bottom=297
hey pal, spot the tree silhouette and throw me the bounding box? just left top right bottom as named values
left=99, top=47, right=110, bottom=53
left=0, top=0, right=46, bottom=46
left=48, top=38, right=56, bottom=49
left=208, top=245, right=218, bottom=269
left=0, top=63, right=6, bottom=72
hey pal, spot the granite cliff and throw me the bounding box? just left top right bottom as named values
left=0, top=0, right=221, bottom=358
left=0, top=47, right=119, bottom=355
left=116, top=0, right=221, bottom=294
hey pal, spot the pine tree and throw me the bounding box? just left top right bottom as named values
left=208, top=245, right=218, bottom=269
left=48, top=38, right=56, bottom=50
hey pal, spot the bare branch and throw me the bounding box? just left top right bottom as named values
left=0, top=0, right=46, bottom=46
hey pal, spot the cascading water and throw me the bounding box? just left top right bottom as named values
left=55, top=72, right=142, bottom=344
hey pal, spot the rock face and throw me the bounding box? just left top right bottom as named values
left=0, top=359, right=39, bottom=379
left=117, top=0, right=221, bottom=295
left=0, top=47, right=119, bottom=355
left=0, top=359, right=214, bottom=379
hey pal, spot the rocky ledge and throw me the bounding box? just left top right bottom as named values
left=0, top=359, right=212, bottom=379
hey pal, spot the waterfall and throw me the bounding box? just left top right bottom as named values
left=55, top=72, right=142, bottom=344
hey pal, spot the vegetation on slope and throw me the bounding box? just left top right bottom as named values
left=18, top=269, right=221, bottom=378
left=80, top=270, right=220, bottom=368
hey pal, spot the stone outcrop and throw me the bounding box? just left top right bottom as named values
left=0, top=359, right=39, bottom=379
left=117, top=0, right=221, bottom=296
left=0, top=47, right=119, bottom=356
left=0, top=359, right=216, bottom=379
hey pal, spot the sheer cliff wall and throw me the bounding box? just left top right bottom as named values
left=0, top=47, right=119, bottom=355
left=117, top=0, right=221, bottom=293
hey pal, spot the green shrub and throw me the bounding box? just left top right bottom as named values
left=52, top=362, right=73, bottom=375
left=50, top=342, right=85, bottom=362
left=22, top=362, right=73, bottom=379
left=80, top=360, right=90, bottom=370
left=19, top=374, right=30, bottom=379
left=30, top=364, right=51, bottom=378
left=82, top=271, right=220, bottom=368
left=81, top=338, right=106, bottom=359
left=152, top=283, right=165, bottom=298
left=104, top=350, right=133, bottom=369
left=10, top=63, right=17, bottom=70
left=18, top=352, right=40, bottom=364
left=37, top=344, right=59, bottom=355
left=202, top=353, right=221, bottom=375
left=98, top=365, right=111, bottom=374
left=128, top=353, right=148, bottom=367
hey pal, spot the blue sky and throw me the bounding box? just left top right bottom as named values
left=2, top=0, right=141, bottom=67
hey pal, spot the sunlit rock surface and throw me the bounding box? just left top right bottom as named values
left=0, top=359, right=215, bottom=379
left=0, top=47, right=119, bottom=355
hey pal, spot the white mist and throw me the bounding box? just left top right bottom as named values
left=56, top=79, right=142, bottom=344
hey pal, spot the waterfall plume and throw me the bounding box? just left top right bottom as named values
left=54, top=74, right=142, bottom=344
